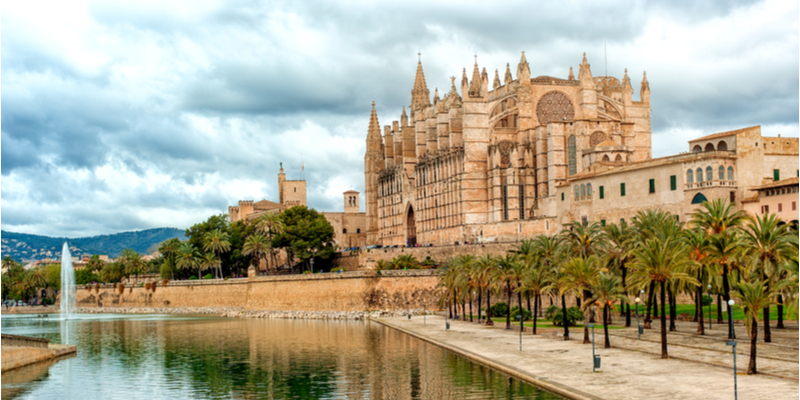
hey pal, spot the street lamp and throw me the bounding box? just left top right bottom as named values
left=635, top=297, right=642, bottom=340
left=516, top=314, right=523, bottom=352
left=588, top=323, right=600, bottom=372
left=407, top=301, right=411, bottom=320
left=727, top=297, right=736, bottom=339
left=725, top=299, right=738, bottom=400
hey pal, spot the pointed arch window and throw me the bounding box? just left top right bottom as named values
left=568, top=135, right=577, bottom=176
left=727, top=166, right=734, bottom=181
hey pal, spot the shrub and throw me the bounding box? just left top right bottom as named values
left=189, top=276, right=198, bottom=280
left=545, top=305, right=560, bottom=320
left=511, top=305, right=532, bottom=321
left=488, top=302, right=508, bottom=317
left=701, top=294, right=713, bottom=307
left=331, top=267, right=346, bottom=273
left=303, top=270, right=312, bottom=274
left=550, top=307, right=584, bottom=327
left=203, top=273, right=213, bottom=280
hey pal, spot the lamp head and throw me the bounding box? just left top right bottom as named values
left=728, top=299, right=735, bottom=306
left=635, top=297, right=640, bottom=303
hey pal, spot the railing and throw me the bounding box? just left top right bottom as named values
left=685, top=180, right=737, bottom=190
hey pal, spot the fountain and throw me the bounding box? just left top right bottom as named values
left=60, top=242, right=75, bottom=319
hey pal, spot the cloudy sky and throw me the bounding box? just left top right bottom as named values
left=2, top=0, right=798, bottom=238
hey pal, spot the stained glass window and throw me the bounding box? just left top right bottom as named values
left=568, top=135, right=577, bottom=176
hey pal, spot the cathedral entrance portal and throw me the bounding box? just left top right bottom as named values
left=406, top=206, right=417, bottom=246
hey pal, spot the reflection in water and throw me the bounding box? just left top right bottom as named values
left=1, top=314, right=561, bottom=399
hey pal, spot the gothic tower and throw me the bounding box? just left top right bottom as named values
left=365, top=102, right=383, bottom=244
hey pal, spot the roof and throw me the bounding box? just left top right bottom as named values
left=688, top=126, right=759, bottom=143
left=749, top=177, right=799, bottom=191
left=596, top=139, right=619, bottom=147
left=343, top=190, right=359, bottom=194
left=740, top=195, right=760, bottom=204
left=253, top=199, right=282, bottom=210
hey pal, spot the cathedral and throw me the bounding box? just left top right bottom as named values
left=365, top=52, right=652, bottom=246
left=364, top=52, right=798, bottom=246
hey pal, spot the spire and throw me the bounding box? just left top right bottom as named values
left=449, top=76, right=457, bottom=94
left=578, top=52, right=593, bottom=88
left=411, top=59, right=431, bottom=111
left=468, top=61, right=482, bottom=97
left=622, top=68, right=632, bottom=92
left=568, top=66, right=575, bottom=81
left=367, top=102, right=381, bottom=150
left=493, top=69, right=501, bottom=89
left=504, top=63, right=513, bottom=84
left=640, top=71, right=650, bottom=103
left=517, top=51, right=531, bottom=85
left=401, top=106, right=408, bottom=127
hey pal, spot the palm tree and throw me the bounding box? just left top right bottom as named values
left=561, top=221, right=606, bottom=258
left=683, top=227, right=711, bottom=334
left=604, top=221, right=635, bottom=327
left=242, top=234, right=270, bottom=273
left=203, top=229, right=231, bottom=278
left=532, top=234, right=562, bottom=315
left=629, top=236, right=698, bottom=358
left=255, top=212, right=285, bottom=270
left=476, top=254, right=497, bottom=324
left=707, top=232, right=746, bottom=338
left=691, top=198, right=746, bottom=237
left=159, top=238, right=181, bottom=280
left=517, top=259, right=551, bottom=335
left=200, top=253, right=218, bottom=279
left=492, top=254, right=526, bottom=330
left=587, top=272, right=628, bottom=348
left=393, top=254, right=420, bottom=270
left=548, top=261, right=573, bottom=341
left=119, top=249, right=146, bottom=283
left=732, top=279, right=776, bottom=375
left=562, top=256, right=601, bottom=343
left=175, top=242, right=201, bottom=278
left=741, top=213, right=794, bottom=342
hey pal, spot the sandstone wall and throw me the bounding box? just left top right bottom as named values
left=74, top=271, right=442, bottom=312
left=333, top=242, right=521, bottom=270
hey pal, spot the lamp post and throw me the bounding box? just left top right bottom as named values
left=407, top=301, right=411, bottom=320
left=727, top=296, right=736, bottom=339
left=517, top=314, right=523, bottom=352
left=707, top=284, right=712, bottom=330
left=725, top=299, right=738, bottom=400
left=589, top=323, right=600, bottom=372
left=635, top=295, right=642, bottom=340
left=308, top=247, right=318, bottom=274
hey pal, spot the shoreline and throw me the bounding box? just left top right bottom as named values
left=54, top=306, right=428, bottom=320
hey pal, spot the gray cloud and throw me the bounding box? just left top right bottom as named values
left=1, top=0, right=796, bottom=237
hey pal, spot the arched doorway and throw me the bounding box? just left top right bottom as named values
left=691, top=193, right=708, bottom=204
left=406, top=206, right=417, bottom=246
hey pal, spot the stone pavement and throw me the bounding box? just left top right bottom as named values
left=374, top=315, right=799, bottom=400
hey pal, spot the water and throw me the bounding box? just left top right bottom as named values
left=60, top=243, right=75, bottom=321
left=1, top=314, right=563, bottom=400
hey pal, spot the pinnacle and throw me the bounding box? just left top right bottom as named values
left=411, top=58, right=431, bottom=110
left=505, top=63, right=513, bottom=83
left=568, top=66, right=575, bottom=81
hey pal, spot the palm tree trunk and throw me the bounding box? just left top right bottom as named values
left=748, top=317, right=758, bottom=375
left=652, top=290, right=658, bottom=318
left=583, top=292, right=591, bottom=344
left=477, top=288, right=482, bottom=322
left=469, top=292, right=474, bottom=322
left=763, top=305, right=771, bottom=342
left=660, top=281, right=668, bottom=359
left=668, top=285, right=676, bottom=332
left=644, top=281, right=654, bottom=329
left=526, top=293, right=532, bottom=316
left=486, top=289, right=492, bottom=324
left=506, top=282, right=512, bottom=330
left=603, top=306, right=610, bottom=349
left=538, top=295, right=543, bottom=317
left=562, top=294, right=569, bottom=340
left=717, top=294, right=724, bottom=323
left=777, top=295, right=785, bottom=329
left=462, top=299, right=466, bottom=321
left=533, top=293, right=538, bottom=335
left=448, top=295, right=453, bottom=319
left=622, top=265, right=631, bottom=327
left=722, top=264, right=735, bottom=339
left=697, top=273, right=705, bottom=334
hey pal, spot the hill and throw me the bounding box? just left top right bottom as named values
left=1, top=228, right=186, bottom=263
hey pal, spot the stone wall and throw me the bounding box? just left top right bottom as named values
left=333, top=242, right=520, bottom=270
left=74, top=270, right=442, bottom=312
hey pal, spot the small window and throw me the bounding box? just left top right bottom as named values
left=294, top=188, right=297, bottom=192
left=587, top=183, right=592, bottom=197
left=649, top=179, right=655, bottom=193
left=774, top=169, right=780, bottom=181
left=600, top=219, right=606, bottom=227
left=599, top=186, right=605, bottom=199
left=574, top=186, right=579, bottom=199
left=706, top=166, right=713, bottom=181
left=343, top=229, right=347, bottom=234
left=793, top=201, right=796, bottom=211
left=728, top=167, right=734, bottom=181
left=561, top=192, right=564, bottom=201
left=620, top=183, right=626, bottom=197
left=691, top=193, right=708, bottom=204
left=687, top=170, right=693, bottom=184
left=778, top=203, right=783, bottom=212
left=580, top=184, right=586, bottom=198
left=763, top=205, right=769, bottom=214
left=620, top=218, right=625, bottom=224
left=718, top=166, right=724, bottom=180
left=670, top=175, right=677, bottom=191
left=696, top=168, right=703, bottom=182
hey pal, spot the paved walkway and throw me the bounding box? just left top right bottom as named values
left=374, top=315, right=799, bottom=400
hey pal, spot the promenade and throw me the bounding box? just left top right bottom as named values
left=374, top=315, right=798, bottom=400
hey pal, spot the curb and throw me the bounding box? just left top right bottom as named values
left=370, top=317, right=602, bottom=400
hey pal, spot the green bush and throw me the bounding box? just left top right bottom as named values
left=488, top=302, right=508, bottom=317
left=189, top=276, right=198, bottom=280
left=545, top=305, right=559, bottom=320
left=550, top=306, right=584, bottom=327
left=303, top=270, right=312, bottom=274
left=511, top=305, right=532, bottom=321
left=203, top=273, right=213, bottom=280
left=331, top=267, right=346, bottom=273
left=701, top=294, right=713, bottom=307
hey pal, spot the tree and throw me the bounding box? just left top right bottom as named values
left=242, top=234, right=270, bottom=273
left=562, top=255, right=602, bottom=343
left=732, top=279, right=776, bottom=375
left=586, top=272, right=628, bottom=348
left=200, top=253, right=219, bottom=279
left=203, top=229, right=231, bottom=278
left=517, top=257, right=551, bottom=335
left=254, top=212, right=285, bottom=270
left=176, top=242, right=201, bottom=278
left=683, top=227, right=711, bottom=335
left=561, top=221, right=606, bottom=258
left=86, top=255, right=105, bottom=274
left=629, top=236, right=697, bottom=358
left=119, top=248, right=146, bottom=283
left=603, top=221, right=635, bottom=327
left=741, top=213, right=795, bottom=342
left=392, top=254, right=420, bottom=270
left=273, top=206, right=335, bottom=270
left=492, top=254, right=526, bottom=330
left=159, top=238, right=182, bottom=280
left=100, top=262, right=124, bottom=283
left=45, top=264, right=61, bottom=292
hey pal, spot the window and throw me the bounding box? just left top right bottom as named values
left=691, top=193, right=708, bottom=204
left=581, top=184, right=586, bottom=198
left=343, top=229, right=347, bottom=234
left=620, top=183, right=626, bottom=197
left=600, top=219, right=606, bottom=227
left=778, top=203, right=783, bottom=212
left=774, top=169, right=780, bottom=181
left=793, top=201, right=796, bottom=211
left=568, top=135, right=577, bottom=176
left=649, top=179, right=655, bottom=193
left=519, top=185, right=525, bottom=220
left=503, top=185, right=509, bottom=221
left=599, top=185, right=605, bottom=199
left=561, top=192, right=564, bottom=201
left=718, top=166, right=724, bottom=180
left=587, top=183, right=592, bottom=197
left=687, top=169, right=694, bottom=184
left=574, top=186, right=579, bottom=199
left=762, top=205, right=769, bottom=214
left=706, top=166, right=713, bottom=181
left=581, top=216, right=588, bottom=226
left=670, top=175, right=677, bottom=191
left=728, top=167, right=734, bottom=181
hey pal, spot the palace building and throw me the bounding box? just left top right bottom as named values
left=364, top=53, right=798, bottom=246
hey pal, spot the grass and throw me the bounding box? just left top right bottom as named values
left=616, top=303, right=794, bottom=322
left=453, top=314, right=626, bottom=330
